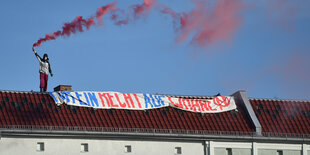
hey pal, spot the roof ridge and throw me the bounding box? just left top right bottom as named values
left=0, top=90, right=49, bottom=94
left=0, top=90, right=215, bottom=98
left=157, top=94, right=214, bottom=99
left=1, top=90, right=308, bottom=102
left=249, top=97, right=310, bottom=103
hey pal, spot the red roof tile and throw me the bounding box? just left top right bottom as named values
left=250, top=98, right=310, bottom=134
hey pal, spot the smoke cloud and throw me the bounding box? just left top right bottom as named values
left=160, top=0, right=244, bottom=46
left=33, top=0, right=246, bottom=48
left=33, top=0, right=298, bottom=49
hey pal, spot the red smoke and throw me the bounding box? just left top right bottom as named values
left=33, top=0, right=158, bottom=47
left=110, top=8, right=131, bottom=26
left=33, top=0, right=245, bottom=48
left=33, top=16, right=96, bottom=47
left=96, top=2, right=117, bottom=26
left=33, top=0, right=301, bottom=49
left=159, top=0, right=244, bottom=47
left=33, top=2, right=115, bottom=47
left=132, top=0, right=156, bottom=19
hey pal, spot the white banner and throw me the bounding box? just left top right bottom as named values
left=49, top=91, right=236, bottom=113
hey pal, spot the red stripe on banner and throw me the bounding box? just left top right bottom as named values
left=115, top=93, right=127, bottom=108
left=133, top=94, right=142, bottom=108
left=98, top=93, right=110, bottom=107
left=125, top=94, right=135, bottom=108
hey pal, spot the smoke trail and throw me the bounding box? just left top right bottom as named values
left=32, top=2, right=115, bottom=47
left=96, top=2, right=117, bottom=26
left=33, top=0, right=297, bottom=49
left=109, top=0, right=156, bottom=26
left=33, top=16, right=96, bottom=47
left=132, top=0, right=156, bottom=19
left=33, top=0, right=244, bottom=48
left=33, top=0, right=156, bottom=47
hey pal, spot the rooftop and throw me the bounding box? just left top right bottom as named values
left=0, top=90, right=309, bottom=139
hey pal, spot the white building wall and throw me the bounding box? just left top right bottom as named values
left=208, top=141, right=307, bottom=155
left=304, top=144, right=310, bottom=155
left=257, top=150, right=301, bottom=155
left=214, top=148, right=227, bottom=155
left=283, top=150, right=301, bottom=155
left=0, top=136, right=309, bottom=155
left=257, top=143, right=303, bottom=155
left=214, top=148, right=251, bottom=155
left=212, top=141, right=252, bottom=155
left=0, top=137, right=205, bottom=155
left=258, top=149, right=277, bottom=155
left=232, top=148, right=252, bottom=155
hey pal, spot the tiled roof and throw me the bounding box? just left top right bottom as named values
left=0, top=91, right=253, bottom=133
left=249, top=98, right=310, bottom=134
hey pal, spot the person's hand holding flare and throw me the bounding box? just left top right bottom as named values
left=32, top=47, right=36, bottom=54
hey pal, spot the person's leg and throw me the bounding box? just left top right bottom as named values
left=40, top=73, right=44, bottom=92
left=44, top=73, right=48, bottom=92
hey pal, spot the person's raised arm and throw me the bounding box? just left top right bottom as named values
left=32, top=47, right=42, bottom=62
left=32, top=47, right=36, bottom=54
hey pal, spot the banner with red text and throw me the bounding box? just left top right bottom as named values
left=49, top=91, right=236, bottom=113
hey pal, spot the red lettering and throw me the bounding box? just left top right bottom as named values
left=199, top=101, right=205, bottom=112
left=106, top=93, right=118, bottom=107
left=199, top=100, right=208, bottom=111
left=189, top=99, right=201, bottom=112
left=192, top=99, right=201, bottom=112
left=123, top=93, right=135, bottom=108
left=133, top=94, right=142, bottom=108
left=181, top=99, right=190, bottom=110
left=190, top=99, right=196, bottom=111
left=98, top=93, right=110, bottom=107
left=114, top=93, right=126, bottom=108
left=208, top=100, right=217, bottom=111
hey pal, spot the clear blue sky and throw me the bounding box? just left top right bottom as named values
left=0, top=0, right=309, bottom=100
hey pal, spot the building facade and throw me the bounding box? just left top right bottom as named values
left=0, top=90, right=309, bottom=155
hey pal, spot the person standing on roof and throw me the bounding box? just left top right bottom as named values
left=32, top=47, right=53, bottom=92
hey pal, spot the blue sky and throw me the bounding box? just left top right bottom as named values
left=0, top=0, right=309, bottom=100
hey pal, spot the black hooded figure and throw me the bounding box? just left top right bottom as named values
left=32, top=47, right=53, bottom=92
